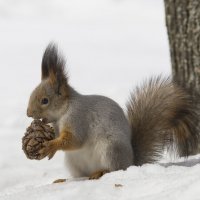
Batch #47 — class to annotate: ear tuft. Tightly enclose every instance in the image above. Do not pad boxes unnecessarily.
[41,42,68,94]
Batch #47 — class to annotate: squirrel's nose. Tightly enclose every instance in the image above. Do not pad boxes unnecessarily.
[27,108,33,117]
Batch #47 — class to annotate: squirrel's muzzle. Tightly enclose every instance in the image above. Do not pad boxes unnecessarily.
[27,108,33,118]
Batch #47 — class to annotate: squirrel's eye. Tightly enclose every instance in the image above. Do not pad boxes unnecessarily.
[41,98,49,105]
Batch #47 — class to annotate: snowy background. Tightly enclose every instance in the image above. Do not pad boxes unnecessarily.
[1,0,200,199]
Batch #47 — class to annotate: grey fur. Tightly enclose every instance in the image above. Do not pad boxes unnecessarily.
[53,87,133,177]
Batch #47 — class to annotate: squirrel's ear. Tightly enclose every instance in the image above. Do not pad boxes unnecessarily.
[41,43,68,94]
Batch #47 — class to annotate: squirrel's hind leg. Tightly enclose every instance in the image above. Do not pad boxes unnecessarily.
[89,170,109,180]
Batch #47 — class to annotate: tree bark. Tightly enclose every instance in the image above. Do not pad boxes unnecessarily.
[164,0,200,97]
[164,0,200,154]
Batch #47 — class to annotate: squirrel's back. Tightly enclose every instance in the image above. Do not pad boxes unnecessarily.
[63,87,132,141]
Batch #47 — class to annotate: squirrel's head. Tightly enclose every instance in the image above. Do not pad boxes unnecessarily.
[27,43,69,123]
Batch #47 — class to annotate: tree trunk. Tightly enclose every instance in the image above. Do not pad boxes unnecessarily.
[164,0,200,154]
[164,0,200,97]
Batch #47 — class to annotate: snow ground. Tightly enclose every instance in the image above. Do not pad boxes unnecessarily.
[1,0,200,199]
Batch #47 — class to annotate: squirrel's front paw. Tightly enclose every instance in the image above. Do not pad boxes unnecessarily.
[39,140,57,160]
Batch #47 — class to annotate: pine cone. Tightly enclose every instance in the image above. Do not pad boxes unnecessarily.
[22,120,55,160]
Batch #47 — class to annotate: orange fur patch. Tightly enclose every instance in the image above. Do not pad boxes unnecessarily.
[89,170,109,180]
[48,69,57,85]
[57,127,81,151]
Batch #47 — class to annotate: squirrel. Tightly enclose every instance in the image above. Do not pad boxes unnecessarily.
[27,43,199,181]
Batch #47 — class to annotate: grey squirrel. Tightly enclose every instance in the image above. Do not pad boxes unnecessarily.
[27,43,199,181]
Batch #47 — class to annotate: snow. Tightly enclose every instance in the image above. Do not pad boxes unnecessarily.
[1,0,200,199]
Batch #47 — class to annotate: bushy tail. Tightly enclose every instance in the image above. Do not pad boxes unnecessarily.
[126,76,199,166]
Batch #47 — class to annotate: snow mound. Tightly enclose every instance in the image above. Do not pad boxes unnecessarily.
[1,157,200,200]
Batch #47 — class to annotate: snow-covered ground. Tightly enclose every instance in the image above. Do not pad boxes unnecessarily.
[1,0,200,199]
